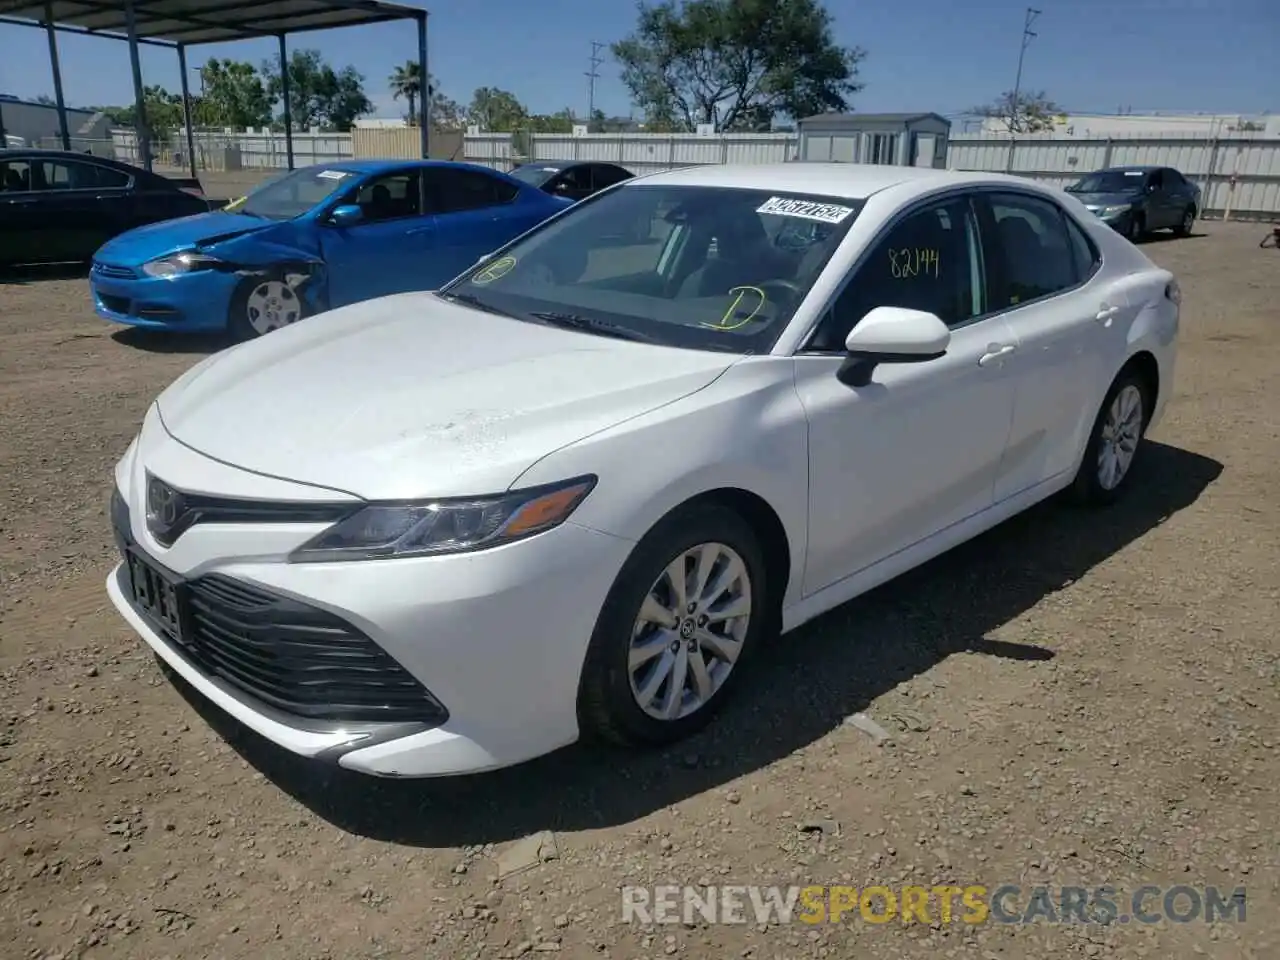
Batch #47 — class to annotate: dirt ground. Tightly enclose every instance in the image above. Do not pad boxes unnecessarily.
[0,221,1276,960]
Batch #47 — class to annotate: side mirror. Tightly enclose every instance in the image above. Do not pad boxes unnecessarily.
[844,306,950,359]
[839,306,949,386]
[329,204,363,226]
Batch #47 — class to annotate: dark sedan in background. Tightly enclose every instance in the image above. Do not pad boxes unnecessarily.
[508,159,633,202]
[0,150,210,267]
[1065,164,1200,242]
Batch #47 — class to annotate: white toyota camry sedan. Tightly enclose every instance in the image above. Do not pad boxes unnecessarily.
[107,163,1179,778]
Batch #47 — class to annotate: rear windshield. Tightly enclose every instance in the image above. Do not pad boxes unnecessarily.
[509,164,560,187]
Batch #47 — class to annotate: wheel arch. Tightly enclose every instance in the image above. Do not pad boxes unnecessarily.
[658,487,793,629]
[1119,349,1160,425]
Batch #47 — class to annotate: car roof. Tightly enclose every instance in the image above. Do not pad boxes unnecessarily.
[1,148,134,165]
[308,158,511,175]
[515,159,619,170]
[626,163,1050,201]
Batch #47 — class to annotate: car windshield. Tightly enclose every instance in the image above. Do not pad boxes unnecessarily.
[1068,170,1148,194]
[509,164,560,187]
[237,167,359,219]
[438,183,863,354]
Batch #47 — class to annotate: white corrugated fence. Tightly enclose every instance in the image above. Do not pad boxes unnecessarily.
[99,127,1280,218]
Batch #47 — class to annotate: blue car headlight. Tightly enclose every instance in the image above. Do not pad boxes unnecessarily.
[141,250,222,279]
[1099,204,1132,219]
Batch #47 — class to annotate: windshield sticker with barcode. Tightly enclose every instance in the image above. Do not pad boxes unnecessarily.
[756,197,854,223]
[316,170,350,180]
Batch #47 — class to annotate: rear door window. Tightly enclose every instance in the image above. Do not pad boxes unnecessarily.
[983,193,1082,306]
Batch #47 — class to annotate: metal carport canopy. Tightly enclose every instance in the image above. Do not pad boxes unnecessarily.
[0,0,431,174]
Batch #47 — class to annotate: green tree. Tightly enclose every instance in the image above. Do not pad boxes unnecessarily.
[528,108,576,133]
[429,92,464,129]
[389,60,423,121]
[970,90,1062,134]
[612,0,865,132]
[389,62,464,129]
[99,86,185,136]
[467,87,528,131]
[197,58,272,129]
[262,49,372,132]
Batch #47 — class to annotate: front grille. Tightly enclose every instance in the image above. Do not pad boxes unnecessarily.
[177,574,447,725]
[145,473,355,547]
[93,261,138,280]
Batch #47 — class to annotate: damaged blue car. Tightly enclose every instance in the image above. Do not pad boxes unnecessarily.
[90,159,573,339]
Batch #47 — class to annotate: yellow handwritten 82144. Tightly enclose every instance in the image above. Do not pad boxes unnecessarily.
[889,247,940,279]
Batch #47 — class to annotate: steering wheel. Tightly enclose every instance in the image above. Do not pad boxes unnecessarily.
[756,279,806,302]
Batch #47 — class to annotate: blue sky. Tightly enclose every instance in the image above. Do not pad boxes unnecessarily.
[0,0,1275,121]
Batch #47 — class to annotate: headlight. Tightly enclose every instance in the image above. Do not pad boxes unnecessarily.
[142,250,221,278]
[289,475,596,562]
[1100,205,1132,218]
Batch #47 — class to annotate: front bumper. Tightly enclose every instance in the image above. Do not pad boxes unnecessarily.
[1087,207,1139,234]
[91,261,239,332]
[107,424,636,777]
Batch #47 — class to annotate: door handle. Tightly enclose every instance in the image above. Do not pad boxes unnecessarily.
[978,344,1016,367]
[1095,305,1120,324]
[405,226,433,236]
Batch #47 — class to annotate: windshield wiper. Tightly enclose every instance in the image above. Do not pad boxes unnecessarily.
[528,311,656,343]
[440,291,521,319]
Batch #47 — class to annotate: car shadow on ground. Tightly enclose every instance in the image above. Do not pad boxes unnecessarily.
[172,439,1223,848]
[0,262,90,284]
[111,328,231,354]
[1140,231,1207,244]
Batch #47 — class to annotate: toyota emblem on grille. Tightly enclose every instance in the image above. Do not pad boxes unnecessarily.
[146,476,184,540]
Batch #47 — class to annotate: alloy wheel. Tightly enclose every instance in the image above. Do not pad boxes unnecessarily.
[1097,384,1144,490]
[627,541,752,721]
[246,280,301,335]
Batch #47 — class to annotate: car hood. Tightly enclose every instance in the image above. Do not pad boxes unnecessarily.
[155,292,739,499]
[95,211,275,266]
[1070,191,1141,208]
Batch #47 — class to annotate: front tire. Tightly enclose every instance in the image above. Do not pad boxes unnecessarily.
[1125,212,1146,243]
[1173,206,1195,237]
[577,504,771,747]
[1069,370,1150,506]
[228,272,307,341]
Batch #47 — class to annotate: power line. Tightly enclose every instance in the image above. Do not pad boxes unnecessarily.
[586,40,604,124]
[1009,7,1041,132]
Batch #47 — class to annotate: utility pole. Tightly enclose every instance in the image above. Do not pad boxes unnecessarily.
[1009,6,1040,132]
[586,40,604,128]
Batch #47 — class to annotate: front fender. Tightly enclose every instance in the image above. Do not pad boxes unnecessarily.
[511,357,811,610]
[209,232,329,313]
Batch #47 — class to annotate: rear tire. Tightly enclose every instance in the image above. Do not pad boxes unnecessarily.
[228,271,307,341]
[577,504,771,747]
[1068,369,1150,507]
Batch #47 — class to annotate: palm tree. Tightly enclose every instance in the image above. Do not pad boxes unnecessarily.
[388,60,422,123]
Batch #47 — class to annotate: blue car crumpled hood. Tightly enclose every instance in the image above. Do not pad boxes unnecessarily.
[95,211,276,267]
